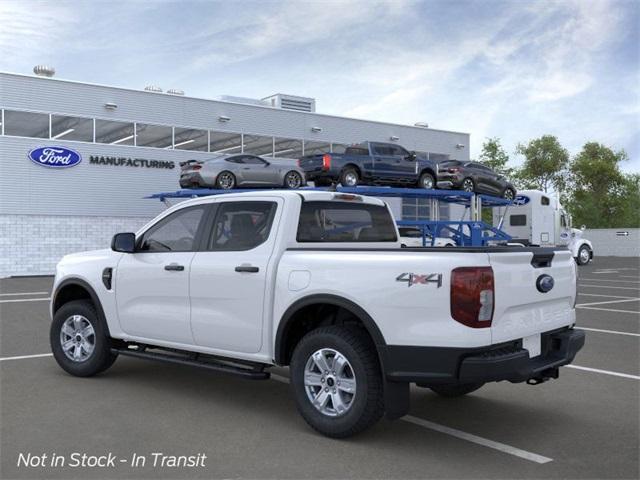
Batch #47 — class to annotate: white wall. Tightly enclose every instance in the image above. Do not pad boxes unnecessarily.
[583,228,640,257]
[0,214,151,277]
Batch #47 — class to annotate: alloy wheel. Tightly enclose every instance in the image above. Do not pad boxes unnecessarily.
[218,172,235,189]
[462,179,474,192]
[60,315,95,362]
[286,172,302,189]
[304,348,357,417]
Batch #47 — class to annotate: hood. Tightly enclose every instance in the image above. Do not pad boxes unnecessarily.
[58,248,114,266]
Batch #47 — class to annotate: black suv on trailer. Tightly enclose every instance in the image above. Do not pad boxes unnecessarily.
[436,160,516,199]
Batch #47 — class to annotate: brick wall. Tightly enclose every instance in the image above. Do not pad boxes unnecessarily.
[0,214,151,277]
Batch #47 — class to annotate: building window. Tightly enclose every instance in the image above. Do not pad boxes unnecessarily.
[273,137,303,159]
[173,127,208,151]
[304,140,331,156]
[3,110,49,138]
[51,114,93,142]
[95,119,135,145]
[243,134,274,156]
[210,131,243,154]
[402,198,430,221]
[135,123,173,148]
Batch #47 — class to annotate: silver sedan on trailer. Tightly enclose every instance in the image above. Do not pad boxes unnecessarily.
[179,154,306,190]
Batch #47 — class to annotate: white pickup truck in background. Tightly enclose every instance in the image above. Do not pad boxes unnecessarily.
[50,190,585,438]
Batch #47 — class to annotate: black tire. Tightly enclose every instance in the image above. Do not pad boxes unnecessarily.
[576,245,591,265]
[429,382,484,397]
[290,325,384,438]
[216,171,236,190]
[461,178,475,192]
[283,170,304,189]
[50,300,117,377]
[340,167,359,187]
[418,172,436,190]
[503,188,516,200]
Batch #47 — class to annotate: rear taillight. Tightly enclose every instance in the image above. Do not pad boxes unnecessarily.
[448,167,460,173]
[297,159,301,167]
[322,154,332,171]
[192,165,202,170]
[450,267,494,328]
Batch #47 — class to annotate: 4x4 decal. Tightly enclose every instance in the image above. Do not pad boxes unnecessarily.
[396,273,443,288]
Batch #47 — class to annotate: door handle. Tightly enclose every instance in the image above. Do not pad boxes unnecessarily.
[164,263,185,271]
[235,265,259,273]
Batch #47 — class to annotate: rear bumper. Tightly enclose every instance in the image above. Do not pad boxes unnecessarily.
[382,327,585,385]
[179,172,207,188]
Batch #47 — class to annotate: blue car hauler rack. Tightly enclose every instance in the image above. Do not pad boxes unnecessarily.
[147,186,513,247]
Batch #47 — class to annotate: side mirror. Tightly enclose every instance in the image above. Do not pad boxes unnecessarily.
[407,151,417,161]
[111,232,136,253]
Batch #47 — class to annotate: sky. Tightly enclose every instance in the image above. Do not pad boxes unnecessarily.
[1,0,638,172]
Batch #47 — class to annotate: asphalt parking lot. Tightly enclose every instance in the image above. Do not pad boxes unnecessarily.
[1,256,638,479]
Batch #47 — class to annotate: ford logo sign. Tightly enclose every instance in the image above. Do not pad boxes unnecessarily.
[536,274,554,293]
[513,195,530,206]
[28,146,82,168]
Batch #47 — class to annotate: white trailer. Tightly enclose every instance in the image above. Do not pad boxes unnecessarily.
[493,190,594,265]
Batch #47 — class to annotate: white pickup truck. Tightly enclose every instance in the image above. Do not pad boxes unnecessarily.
[50,190,585,438]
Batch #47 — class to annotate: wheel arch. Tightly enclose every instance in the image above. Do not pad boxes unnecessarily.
[341,163,362,177]
[52,278,111,336]
[419,167,436,178]
[274,294,386,367]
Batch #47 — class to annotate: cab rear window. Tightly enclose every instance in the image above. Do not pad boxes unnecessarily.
[297,201,397,242]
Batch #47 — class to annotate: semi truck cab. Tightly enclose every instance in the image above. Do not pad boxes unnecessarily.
[493,189,594,265]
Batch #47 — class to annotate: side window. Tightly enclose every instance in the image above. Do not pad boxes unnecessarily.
[138,206,206,252]
[242,156,267,165]
[560,215,567,228]
[510,215,527,226]
[208,201,277,251]
[226,156,244,164]
[297,201,397,242]
[372,144,391,156]
[541,196,550,206]
[390,145,410,157]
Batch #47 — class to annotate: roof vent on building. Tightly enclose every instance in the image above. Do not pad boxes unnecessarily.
[414,122,429,128]
[167,89,184,95]
[262,94,316,113]
[33,65,55,77]
[144,85,163,93]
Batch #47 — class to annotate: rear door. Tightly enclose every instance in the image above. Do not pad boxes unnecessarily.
[370,143,395,179]
[189,198,282,353]
[234,155,274,186]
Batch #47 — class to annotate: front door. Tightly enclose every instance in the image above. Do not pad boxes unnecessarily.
[189,198,281,354]
[115,205,208,345]
[238,155,275,186]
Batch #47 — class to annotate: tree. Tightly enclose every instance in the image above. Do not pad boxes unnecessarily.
[565,142,638,228]
[515,135,569,193]
[479,137,512,176]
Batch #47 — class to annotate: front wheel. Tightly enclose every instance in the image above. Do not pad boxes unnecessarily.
[418,172,435,190]
[576,245,592,265]
[429,382,484,397]
[284,170,303,189]
[503,188,516,201]
[290,326,384,438]
[50,300,117,377]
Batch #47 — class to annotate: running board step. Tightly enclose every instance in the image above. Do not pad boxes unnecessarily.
[111,347,270,380]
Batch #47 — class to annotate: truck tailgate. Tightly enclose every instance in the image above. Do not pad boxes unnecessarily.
[489,249,576,344]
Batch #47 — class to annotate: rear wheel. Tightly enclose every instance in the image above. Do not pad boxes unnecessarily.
[284,171,303,189]
[576,245,591,265]
[216,171,236,190]
[418,172,435,190]
[429,382,484,397]
[461,178,475,192]
[290,326,384,438]
[50,300,117,377]
[340,168,359,187]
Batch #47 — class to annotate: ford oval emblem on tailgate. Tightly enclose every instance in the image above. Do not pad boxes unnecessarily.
[536,274,554,293]
[28,146,82,168]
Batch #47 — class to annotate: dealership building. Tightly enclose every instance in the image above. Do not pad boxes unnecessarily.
[0,69,470,277]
